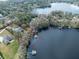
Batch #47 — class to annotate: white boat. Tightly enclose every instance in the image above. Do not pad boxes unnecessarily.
[31,50,37,56]
[34,35,38,39]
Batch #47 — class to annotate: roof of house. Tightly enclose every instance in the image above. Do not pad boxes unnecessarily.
[0,14,3,18]
[3,35,13,41]
[12,27,23,32]
[0,35,13,43]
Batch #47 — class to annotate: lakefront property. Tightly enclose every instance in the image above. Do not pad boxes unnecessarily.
[1,0,79,59]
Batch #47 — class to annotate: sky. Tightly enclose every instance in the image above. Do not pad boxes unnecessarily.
[0,0,7,1]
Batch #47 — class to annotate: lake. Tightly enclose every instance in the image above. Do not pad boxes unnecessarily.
[32,3,79,14]
[28,28,79,59]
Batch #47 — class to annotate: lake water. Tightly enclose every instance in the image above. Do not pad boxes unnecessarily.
[28,28,79,59]
[32,3,79,14]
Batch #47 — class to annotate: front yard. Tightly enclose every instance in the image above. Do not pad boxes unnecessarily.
[0,29,19,59]
[0,40,19,59]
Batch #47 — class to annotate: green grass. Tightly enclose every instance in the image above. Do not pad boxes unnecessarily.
[0,40,19,59]
[0,29,12,36]
[0,28,19,59]
[8,40,19,56]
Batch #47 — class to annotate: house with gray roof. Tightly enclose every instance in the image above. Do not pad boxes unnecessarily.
[12,27,23,32]
[0,35,13,45]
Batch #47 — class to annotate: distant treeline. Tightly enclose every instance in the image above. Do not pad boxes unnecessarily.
[30,11,79,31]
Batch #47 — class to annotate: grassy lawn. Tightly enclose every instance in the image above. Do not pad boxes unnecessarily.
[0,29,12,36]
[0,29,19,59]
[0,40,19,59]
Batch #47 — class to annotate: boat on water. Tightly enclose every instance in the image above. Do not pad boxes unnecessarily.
[31,50,37,56]
[34,35,38,39]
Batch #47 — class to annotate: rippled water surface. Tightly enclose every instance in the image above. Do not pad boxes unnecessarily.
[28,28,79,59]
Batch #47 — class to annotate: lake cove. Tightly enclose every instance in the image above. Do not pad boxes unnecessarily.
[32,3,79,15]
[28,2,79,59]
[28,28,79,59]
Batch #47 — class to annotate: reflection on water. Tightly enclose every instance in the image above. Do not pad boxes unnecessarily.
[28,28,79,59]
[32,3,79,14]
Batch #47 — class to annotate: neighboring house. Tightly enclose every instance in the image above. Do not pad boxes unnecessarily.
[0,14,3,19]
[4,20,12,26]
[0,35,13,45]
[12,27,23,32]
[0,14,4,22]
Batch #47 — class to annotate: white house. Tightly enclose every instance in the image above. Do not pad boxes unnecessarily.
[12,27,23,32]
[0,35,13,44]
